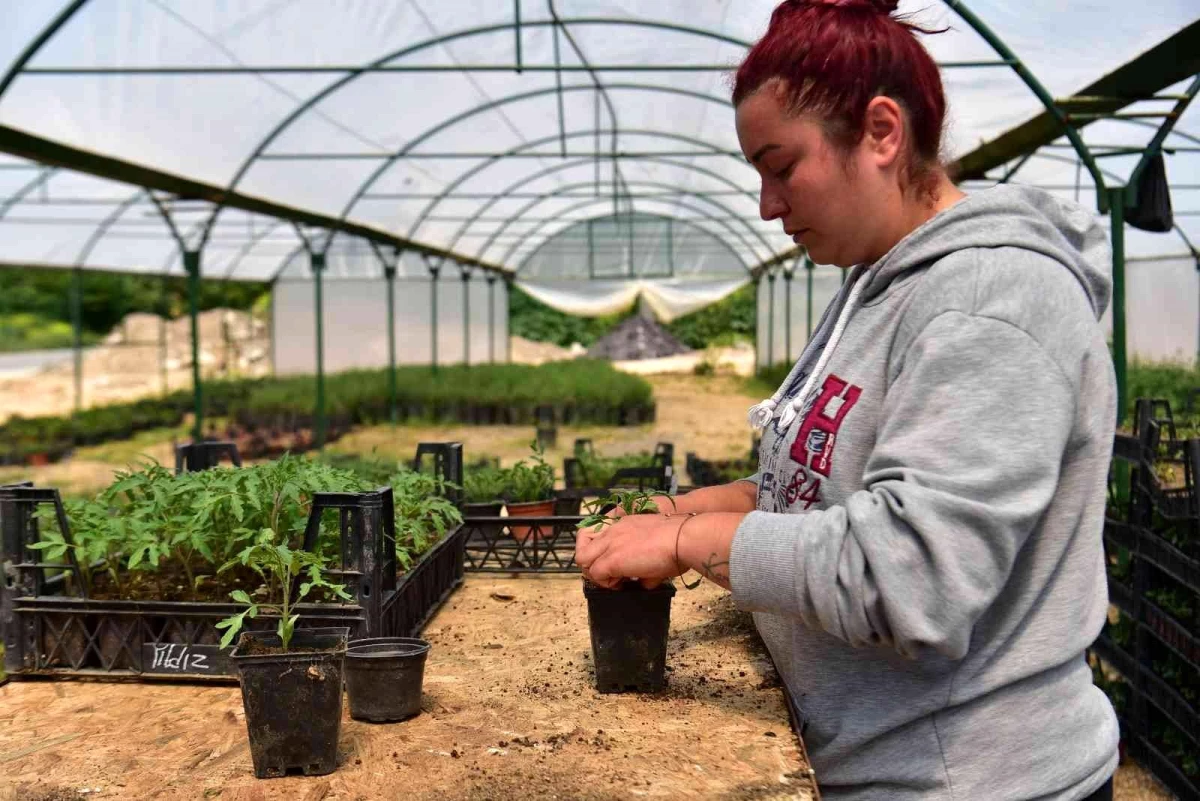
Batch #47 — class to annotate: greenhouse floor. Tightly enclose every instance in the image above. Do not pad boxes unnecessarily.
[0,576,815,801]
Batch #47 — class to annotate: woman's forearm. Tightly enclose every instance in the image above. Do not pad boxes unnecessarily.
[675,512,743,591]
[658,480,758,515]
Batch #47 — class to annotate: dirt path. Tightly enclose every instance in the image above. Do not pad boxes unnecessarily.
[0,576,815,801]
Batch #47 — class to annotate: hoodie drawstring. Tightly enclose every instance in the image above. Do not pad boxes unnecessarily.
[748,270,868,431]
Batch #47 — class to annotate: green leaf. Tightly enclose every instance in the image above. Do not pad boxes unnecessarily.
[216,609,249,650]
[230,589,253,605]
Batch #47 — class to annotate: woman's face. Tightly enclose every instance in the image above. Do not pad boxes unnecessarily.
[736,86,888,268]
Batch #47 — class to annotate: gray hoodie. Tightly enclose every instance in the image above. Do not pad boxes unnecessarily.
[731,185,1119,801]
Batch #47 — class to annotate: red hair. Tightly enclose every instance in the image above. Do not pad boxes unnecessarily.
[733,0,947,196]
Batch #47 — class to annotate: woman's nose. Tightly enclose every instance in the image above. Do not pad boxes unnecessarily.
[760,185,788,221]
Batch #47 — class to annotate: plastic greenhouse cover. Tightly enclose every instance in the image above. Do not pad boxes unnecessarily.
[0,0,1196,283]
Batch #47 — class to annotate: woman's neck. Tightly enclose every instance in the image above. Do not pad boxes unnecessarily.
[868,173,965,265]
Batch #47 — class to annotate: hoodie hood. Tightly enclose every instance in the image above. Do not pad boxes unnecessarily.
[748,184,1112,433]
[860,184,1112,319]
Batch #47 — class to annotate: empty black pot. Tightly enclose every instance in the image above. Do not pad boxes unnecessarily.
[463,501,504,518]
[230,626,349,779]
[344,637,431,722]
[583,580,675,693]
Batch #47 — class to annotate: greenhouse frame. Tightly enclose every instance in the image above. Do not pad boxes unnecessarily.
[0,1,1197,442]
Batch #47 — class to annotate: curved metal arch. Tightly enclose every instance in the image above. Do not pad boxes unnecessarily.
[405,127,745,241]
[73,189,149,267]
[221,219,300,280]
[1108,116,1200,148]
[493,178,771,264]
[515,209,749,277]
[0,165,58,221]
[441,155,762,260]
[331,82,738,245]
[503,197,753,273]
[493,183,760,268]
[972,149,1200,262]
[206,17,750,235]
[944,0,1106,205]
[0,0,90,100]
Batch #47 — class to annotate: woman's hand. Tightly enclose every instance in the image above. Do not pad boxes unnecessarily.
[604,497,676,527]
[574,513,682,589]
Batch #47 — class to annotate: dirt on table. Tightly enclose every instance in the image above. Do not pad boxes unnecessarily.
[0,576,817,801]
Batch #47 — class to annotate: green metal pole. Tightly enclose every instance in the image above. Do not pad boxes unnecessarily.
[505,278,513,363]
[312,252,327,449]
[805,258,814,340]
[784,270,793,363]
[753,276,762,372]
[766,271,776,367]
[1110,186,1127,425]
[158,275,168,396]
[183,250,203,441]
[70,267,82,414]
[487,275,496,363]
[462,269,471,366]
[385,265,398,425]
[430,263,440,373]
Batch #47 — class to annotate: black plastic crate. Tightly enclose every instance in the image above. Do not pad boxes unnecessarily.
[462,515,583,573]
[1096,398,1200,799]
[1,448,467,681]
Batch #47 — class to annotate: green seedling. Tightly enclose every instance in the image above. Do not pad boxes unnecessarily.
[216,538,352,651]
[577,488,676,531]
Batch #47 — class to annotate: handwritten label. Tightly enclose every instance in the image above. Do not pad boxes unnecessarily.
[141,643,228,675]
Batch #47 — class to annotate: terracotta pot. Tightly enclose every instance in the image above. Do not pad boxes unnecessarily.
[504,499,556,543]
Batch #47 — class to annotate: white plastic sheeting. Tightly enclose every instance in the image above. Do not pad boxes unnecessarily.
[0,2,1196,278]
[759,254,1200,366]
[756,265,845,368]
[0,2,1197,366]
[519,276,748,322]
[272,271,507,375]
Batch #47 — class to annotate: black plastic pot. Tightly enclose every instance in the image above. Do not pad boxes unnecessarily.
[230,626,349,779]
[583,579,675,693]
[344,637,431,722]
[463,501,504,517]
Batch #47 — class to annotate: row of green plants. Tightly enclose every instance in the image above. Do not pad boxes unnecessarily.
[0,379,258,461]
[30,454,462,607]
[240,361,652,426]
[0,312,101,353]
[571,449,661,490]
[460,441,557,505]
[0,361,654,462]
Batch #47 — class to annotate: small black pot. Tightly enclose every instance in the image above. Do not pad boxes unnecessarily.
[230,626,349,779]
[344,637,431,722]
[463,501,504,518]
[583,579,676,693]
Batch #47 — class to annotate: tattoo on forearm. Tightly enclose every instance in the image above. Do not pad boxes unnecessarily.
[700,553,729,582]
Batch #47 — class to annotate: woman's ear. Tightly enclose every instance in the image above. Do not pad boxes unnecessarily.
[862,96,904,169]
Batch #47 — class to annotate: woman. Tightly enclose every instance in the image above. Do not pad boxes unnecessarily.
[573,1,1119,799]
